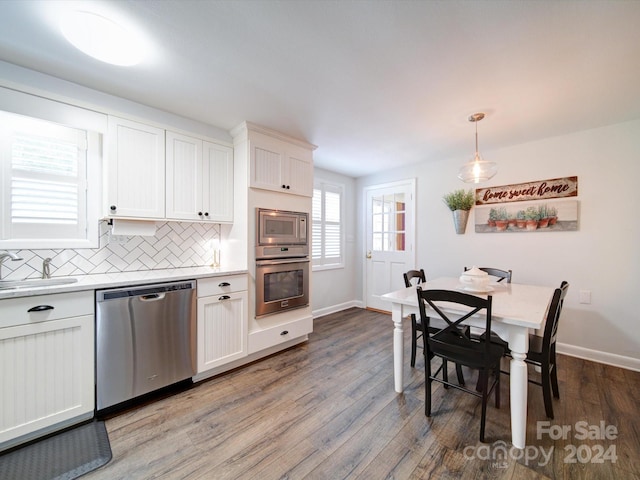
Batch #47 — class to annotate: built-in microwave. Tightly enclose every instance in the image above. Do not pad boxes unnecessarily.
[256,208,308,253]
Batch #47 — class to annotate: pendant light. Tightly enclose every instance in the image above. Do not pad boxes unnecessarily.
[457,112,497,184]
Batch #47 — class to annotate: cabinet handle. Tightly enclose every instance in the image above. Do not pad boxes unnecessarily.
[218,282,231,287]
[282,184,286,189]
[204,212,209,217]
[198,211,203,216]
[28,305,54,312]
[110,205,117,211]
[218,295,231,301]
[286,185,290,189]
[280,330,289,336]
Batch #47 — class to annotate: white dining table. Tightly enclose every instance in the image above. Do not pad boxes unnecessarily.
[380,276,555,449]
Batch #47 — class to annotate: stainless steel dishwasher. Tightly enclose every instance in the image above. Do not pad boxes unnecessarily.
[96,280,196,411]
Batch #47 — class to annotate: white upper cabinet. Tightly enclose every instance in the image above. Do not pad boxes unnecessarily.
[246,126,314,197]
[166,131,233,223]
[203,141,234,223]
[106,117,233,223]
[166,131,203,221]
[106,116,165,219]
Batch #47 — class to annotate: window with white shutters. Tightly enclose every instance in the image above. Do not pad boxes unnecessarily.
[312,181,344,269]
[0,110,100,248]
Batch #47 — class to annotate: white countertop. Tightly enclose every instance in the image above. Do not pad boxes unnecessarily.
[0,266,248,299]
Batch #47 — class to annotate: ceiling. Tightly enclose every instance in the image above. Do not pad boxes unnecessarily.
[1,1,639,178]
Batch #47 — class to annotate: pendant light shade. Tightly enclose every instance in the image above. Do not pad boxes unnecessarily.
[457,113,497,184]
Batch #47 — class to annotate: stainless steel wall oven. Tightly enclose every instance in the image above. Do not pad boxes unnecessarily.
[255,208,310,317]
[255,257,309,317]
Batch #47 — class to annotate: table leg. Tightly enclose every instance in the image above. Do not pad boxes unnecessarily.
[391,303,404,393]
[510,352,528,448]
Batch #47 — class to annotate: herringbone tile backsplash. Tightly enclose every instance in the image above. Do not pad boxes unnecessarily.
[2,221,220,280]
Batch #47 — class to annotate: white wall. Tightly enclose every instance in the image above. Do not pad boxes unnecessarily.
[311,168,360,317]
[355,119,640,370]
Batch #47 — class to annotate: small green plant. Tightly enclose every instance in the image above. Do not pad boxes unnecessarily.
[516,210,526,220]
[442,189,475,211]
[496,207,509,221]
[488,208,499,221]
[547,206,558,217]
[538,204,548,219]
[525,206,540,221]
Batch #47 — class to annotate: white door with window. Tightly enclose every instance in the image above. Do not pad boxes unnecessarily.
[364,179,415,311]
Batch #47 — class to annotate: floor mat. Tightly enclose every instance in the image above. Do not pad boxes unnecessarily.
[0,421,112,480]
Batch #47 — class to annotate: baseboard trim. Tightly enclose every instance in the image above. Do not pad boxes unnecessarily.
[313,300,363,319]
[557,342,640,372]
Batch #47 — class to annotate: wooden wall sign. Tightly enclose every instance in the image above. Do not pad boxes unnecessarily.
[475,176,578,205]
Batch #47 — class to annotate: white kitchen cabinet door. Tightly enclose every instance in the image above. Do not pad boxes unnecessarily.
[106,116,165,219]
[249,136,313,197]
[166,131,203,221]
[167,133,233,223]
[203,142,234,223]
[197,290,248,373]
[0,315,94,449]
[283,145,313,197]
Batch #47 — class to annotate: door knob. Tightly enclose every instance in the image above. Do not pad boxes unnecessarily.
[366,251,372,259]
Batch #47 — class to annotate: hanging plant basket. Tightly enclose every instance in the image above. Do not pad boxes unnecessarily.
[452,209,470,234]
[443,189,474,234]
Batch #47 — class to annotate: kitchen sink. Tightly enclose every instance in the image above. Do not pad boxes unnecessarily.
[0,278,79,289]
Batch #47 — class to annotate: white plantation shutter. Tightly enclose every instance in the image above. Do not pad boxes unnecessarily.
[312,181,344,268]
[1,110,94,246]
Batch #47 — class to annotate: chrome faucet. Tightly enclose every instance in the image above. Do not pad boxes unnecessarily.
[42,257,52,279]
[0,251,23,280]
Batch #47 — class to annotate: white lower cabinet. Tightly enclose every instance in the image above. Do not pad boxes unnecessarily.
[197,275,248,373]
[248,315,313,354]
[0,291,94,451]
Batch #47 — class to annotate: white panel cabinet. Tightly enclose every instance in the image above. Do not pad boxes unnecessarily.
[203,141,234,223]
[0,291,94,451]
[196,275,248,373]
[106,116,166,219]
[249,134,313,197]
[166,131,233,223]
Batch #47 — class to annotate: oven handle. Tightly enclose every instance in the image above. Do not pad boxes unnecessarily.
[256,258,310,266]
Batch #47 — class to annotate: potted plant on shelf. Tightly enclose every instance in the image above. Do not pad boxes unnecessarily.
[525,206,540,231]
[495,207,509,231]
[547,205,558,225]
[487,208,498,227]
[443,189,475,234]
[516,210,526,229]
[538,204,550,228]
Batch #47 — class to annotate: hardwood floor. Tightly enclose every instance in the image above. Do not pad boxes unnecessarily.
[86,308,640,480]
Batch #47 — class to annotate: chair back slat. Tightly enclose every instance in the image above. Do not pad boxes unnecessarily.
[543,281,569,346]
[464,267,512,283]
[404,269,426,288]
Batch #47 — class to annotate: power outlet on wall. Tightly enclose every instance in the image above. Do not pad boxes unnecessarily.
[108,232,131,245]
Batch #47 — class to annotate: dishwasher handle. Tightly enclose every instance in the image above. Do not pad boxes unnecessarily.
[140,293,166,301]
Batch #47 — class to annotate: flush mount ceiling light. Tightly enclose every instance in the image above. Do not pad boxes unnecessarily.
[61,10,144,66]
[457,112,498,184]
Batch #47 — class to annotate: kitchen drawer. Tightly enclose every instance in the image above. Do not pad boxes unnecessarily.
[248,315,312,354]
[0,291,94,329]
[197,274,247,297]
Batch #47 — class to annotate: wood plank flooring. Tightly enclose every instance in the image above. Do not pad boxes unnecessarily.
[85,308,640,480]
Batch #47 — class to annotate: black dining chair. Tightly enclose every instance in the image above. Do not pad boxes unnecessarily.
[464,267,512,283]
[404,270,465,385]
[403,269,427,368]
[512,281,570,418]
[463,267,512,391]
[417,287,505,442]
[481,281,569,419]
